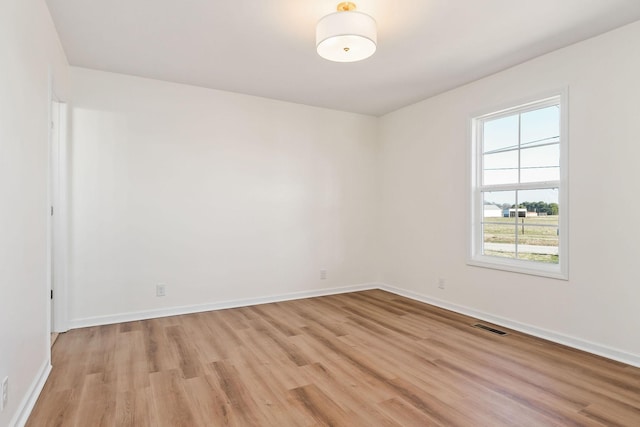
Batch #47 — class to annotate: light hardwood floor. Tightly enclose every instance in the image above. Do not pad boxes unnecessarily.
[27,290,640,426]
[51,333,59,348]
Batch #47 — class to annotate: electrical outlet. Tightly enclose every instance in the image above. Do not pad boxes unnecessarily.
[156,284,166,297]
[438,278,445,290]
[320,269,327,280]
[1,376,8,412]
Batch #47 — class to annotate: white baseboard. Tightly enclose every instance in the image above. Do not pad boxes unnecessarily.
[10,360,51,427]
[380,284,640,368]
[68,283,379,329]
[67,282,640,368]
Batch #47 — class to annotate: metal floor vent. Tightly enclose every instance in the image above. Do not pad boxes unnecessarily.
[473,323,508,336]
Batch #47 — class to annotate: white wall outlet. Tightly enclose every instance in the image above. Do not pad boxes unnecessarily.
[438,278,446,290]
[320,269,327,280]
[156,284,166,297]
[1,376,8,412]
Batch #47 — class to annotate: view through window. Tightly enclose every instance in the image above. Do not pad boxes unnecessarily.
[471,94,567,278]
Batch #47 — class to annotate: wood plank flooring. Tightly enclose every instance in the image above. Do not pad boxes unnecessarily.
[27,290,640,426]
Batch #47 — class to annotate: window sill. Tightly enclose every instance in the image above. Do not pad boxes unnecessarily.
[467,256,568,281]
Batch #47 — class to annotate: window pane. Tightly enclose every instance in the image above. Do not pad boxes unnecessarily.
[517,188,559,216]
[483,191,515,218]
[483,150,518,185]
[521,105,560,147]
[484,242,516,259]
[483,115,518,153]
[516,225,559,264]
[482,191,516,259]
[520,144,560,183]
[514,188,559,263]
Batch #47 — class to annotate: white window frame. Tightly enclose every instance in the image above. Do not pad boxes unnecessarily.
[469,90,569,280]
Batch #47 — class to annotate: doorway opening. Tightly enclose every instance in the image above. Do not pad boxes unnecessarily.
[48,94,68,350]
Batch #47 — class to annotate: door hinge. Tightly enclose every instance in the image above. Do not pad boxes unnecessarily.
[50,206,54,216]
[51,289,53,300]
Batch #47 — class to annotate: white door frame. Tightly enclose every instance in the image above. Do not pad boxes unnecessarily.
[47,74,69,344]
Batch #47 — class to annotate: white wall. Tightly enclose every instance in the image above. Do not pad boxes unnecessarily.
[379,21,640,363]
[0,0,69,425]
[67,21,640,365]
[68,68,379,325]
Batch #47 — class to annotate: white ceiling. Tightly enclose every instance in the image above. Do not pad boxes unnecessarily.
[46,0,640,116]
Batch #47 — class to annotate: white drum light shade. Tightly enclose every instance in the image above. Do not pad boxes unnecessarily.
[316,7,377,62]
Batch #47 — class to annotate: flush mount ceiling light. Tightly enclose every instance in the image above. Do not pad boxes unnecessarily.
[316,2,377,62]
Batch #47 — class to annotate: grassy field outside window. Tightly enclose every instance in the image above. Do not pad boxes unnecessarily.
[483,214,559,263]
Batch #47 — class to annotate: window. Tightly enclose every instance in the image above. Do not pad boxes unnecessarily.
[470,93,568,279]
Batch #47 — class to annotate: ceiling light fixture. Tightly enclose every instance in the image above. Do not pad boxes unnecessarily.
[316,2,377,63]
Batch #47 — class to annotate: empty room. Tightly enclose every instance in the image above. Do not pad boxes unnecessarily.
[2,0,640,426]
